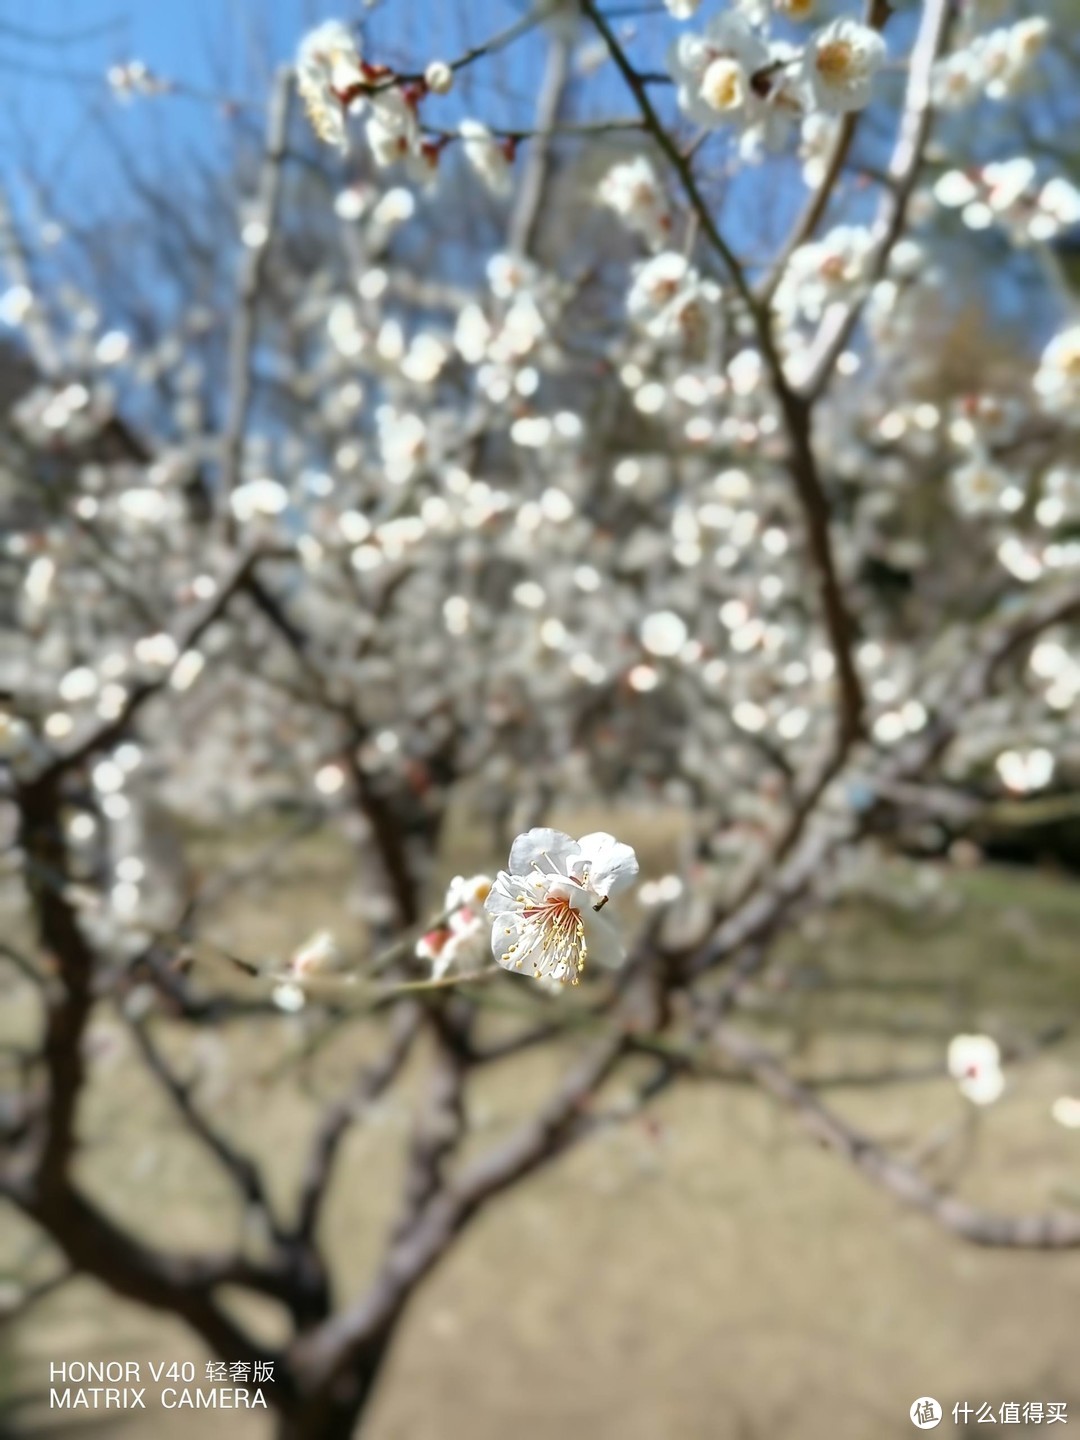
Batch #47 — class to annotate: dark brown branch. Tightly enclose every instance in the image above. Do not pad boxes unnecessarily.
[579,0,865,744]
[579,0,755,308]
[9,1181,286,1369]
[0,939,45,988]
[710,1021,1080,1249]
[393,1012,469,1240]
[16,772,97,1191]
[243,569,422,927]
[294,1035,627,1388]
[295,1004,420,1246]
[127,1013,280,1228]
[6,758,296,1371]
[772,384,866,743]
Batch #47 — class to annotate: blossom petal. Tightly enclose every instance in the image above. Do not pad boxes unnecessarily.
[570,831,640,898]
[947,1033,1000,1079]
[508,827,578,878]
[959,1067,1005,1106]
[488,908,522,967]
[484,871,519,918]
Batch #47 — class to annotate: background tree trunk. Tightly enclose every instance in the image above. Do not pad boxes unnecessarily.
[276,1330,396,1440]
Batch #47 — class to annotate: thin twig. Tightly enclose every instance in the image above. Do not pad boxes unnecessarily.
[220,66,292,524]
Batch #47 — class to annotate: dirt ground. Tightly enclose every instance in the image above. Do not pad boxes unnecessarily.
[4,819,1080,1440]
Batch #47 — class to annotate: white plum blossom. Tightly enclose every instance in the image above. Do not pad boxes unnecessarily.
[598,156,672,251]
[668,13,770,128]
[107,60,168,101]
[640,610,689,656]
[445,873,494,912]
[1040,466,1080,526]
[290,929,343,976]
[701,55,751,115]
[734,0,770,24]
[996,747,1054,794]
[1034,325,1080,422]
[1036,178,1080,238]
[272,982,307,1014]
[364,88,423,171]
[979,156,1037,214]
[459,119,513,195]
[950,455,1015,517]
[933,17,1050,109]
[739,41,806,159]
[626,251,721,347]
[936,160,1080,246]
[931,50,983,110]
[487,251,540,299]
[296,20,365,151]
[377,407,429,483]
[977,16,1050,100]
[485,828,639,984]
[663,0,703,18]
[415,875,493,981]
[802,18,886,114]
[433,908,489,979]
[419,922,472,979]
[774,224,876,321]
[947,1034,1004,1105]
[1051,1096,1080,1130]
[231,477,289,524]
[627,250,691,320]
[424,60,454,95]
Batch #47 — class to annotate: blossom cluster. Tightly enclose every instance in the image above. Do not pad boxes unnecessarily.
[932,16,1049,109]
[934,158,1080,247]
[667,9,886,160]
[296,20,511,192]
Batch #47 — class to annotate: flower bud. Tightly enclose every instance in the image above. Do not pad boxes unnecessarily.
[425,60,454,95]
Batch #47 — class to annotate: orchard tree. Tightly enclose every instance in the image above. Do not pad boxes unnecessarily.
[2,1,1080,1436]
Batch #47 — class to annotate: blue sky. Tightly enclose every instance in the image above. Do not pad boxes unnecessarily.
[0,0,1071,340]
[0,1,589,204]
[0,0,855,284]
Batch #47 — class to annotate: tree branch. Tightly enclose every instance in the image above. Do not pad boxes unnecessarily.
[710,1021,1080,1248]
[758,0,893,306]
[127,1013,281,1230]
[295,1004,420,1247]
[294,1034,627,1387]
[39,547,273,783]
[800,0,957,399]
[220,65,292,520]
